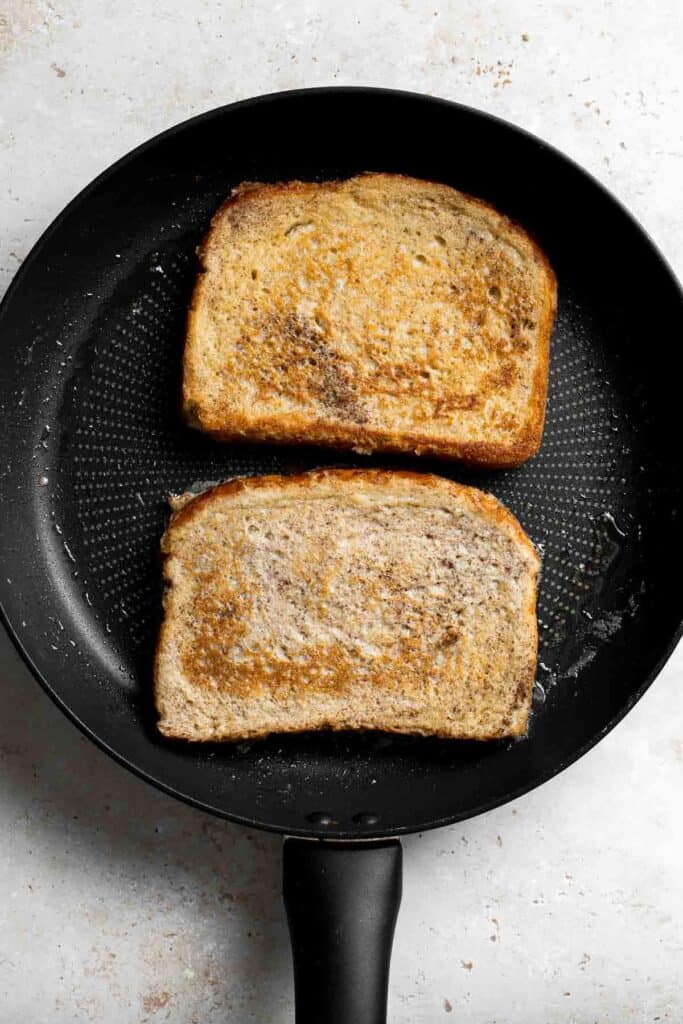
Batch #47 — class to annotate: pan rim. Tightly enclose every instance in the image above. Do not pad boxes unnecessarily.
[1,85,682,839]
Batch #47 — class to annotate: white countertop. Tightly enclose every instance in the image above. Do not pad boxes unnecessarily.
[1,1,682,1020]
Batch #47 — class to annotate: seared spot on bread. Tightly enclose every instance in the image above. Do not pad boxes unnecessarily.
[250,312,368,423]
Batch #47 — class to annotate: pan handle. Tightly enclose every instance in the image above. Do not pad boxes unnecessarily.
[283,838,402,1024]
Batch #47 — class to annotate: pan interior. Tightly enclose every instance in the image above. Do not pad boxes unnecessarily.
[1,90,682,837]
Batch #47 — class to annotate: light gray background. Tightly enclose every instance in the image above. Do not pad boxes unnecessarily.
[1,1,682,1021]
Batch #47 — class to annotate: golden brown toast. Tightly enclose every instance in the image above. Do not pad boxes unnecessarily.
[155,470,540,742]
[183,173,556,467]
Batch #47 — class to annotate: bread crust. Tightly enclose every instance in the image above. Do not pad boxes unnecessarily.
[183,173,556,468]
[164,468,538,555]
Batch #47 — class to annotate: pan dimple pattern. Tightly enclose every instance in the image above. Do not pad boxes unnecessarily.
[57,240,649,691]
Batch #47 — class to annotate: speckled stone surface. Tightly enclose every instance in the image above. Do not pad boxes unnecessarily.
[1,2,682,1021]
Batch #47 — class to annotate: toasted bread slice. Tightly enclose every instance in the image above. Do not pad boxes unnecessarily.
[155,470,539,742]
[183,173,556,467]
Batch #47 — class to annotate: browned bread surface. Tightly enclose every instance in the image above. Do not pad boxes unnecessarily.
[155,470,540,742]
[183,173,556,467]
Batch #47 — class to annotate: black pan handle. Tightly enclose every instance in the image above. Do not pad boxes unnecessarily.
[283,838,402,1024]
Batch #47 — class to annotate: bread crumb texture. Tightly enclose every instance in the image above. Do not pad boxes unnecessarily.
[183,173,556,467]
[155,470,539,741]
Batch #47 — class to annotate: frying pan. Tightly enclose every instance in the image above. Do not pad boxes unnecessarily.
[1,87,682,1023]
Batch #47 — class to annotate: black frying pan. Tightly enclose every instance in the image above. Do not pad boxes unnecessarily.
[1,88,682,1023]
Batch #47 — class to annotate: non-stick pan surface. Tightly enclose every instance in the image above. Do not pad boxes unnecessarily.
[1,88,682,840]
